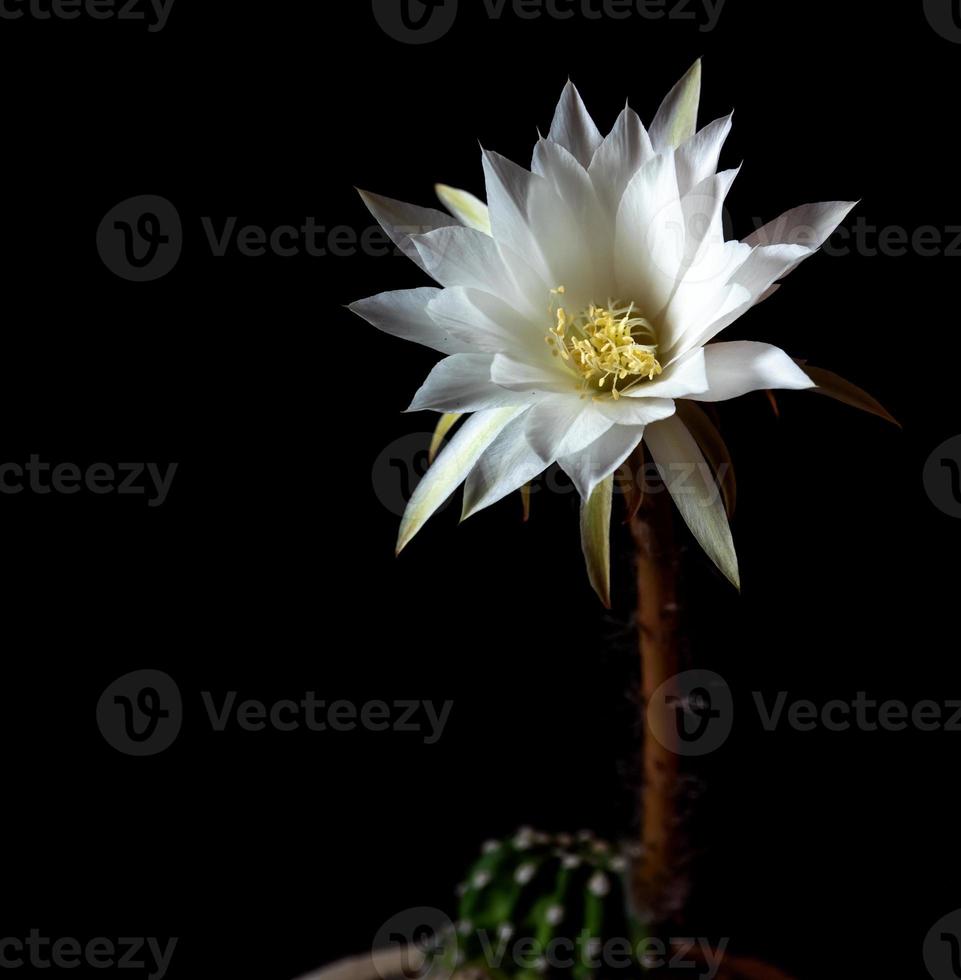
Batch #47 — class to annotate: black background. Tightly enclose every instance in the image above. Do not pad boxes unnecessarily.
[1,1,959,978]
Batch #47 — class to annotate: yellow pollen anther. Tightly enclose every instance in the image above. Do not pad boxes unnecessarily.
[546,292,662,400]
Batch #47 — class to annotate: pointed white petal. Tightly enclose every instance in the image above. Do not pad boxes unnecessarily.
[406,354,531,413]
[549,80,603,169]
[671,241,812,356]
[462,414,549,519]
[622,348,709,401]
[675,113,734,196]
[649,60,702,152]
[482,147,584,289]
[435,184,492,234]
[524,396,614,461]
[490,352,572,394]
[358,190,457,275]
[731,243,813,296]
[588,105,655,214]
[427,287,542,357]
[644,414,740,589]
[687,342,815,403]
[580,475,614,608]
[411,226,546,318]
[531,138,608,301]
[615,153,685,316]
[745,201,857,251]
[596,396,676,426]
[559,424,644,501]
[349,287,474,355]
[396,406,526,554]
[484,147,600,308]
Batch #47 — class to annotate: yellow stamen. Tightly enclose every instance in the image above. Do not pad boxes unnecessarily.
[547,289,662,399]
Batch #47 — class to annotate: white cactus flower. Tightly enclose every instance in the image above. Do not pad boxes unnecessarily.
[351,62,888,603]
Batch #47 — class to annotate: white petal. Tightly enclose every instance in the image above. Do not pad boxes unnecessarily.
[588,105,655,215]
[349,287,474,355]
[407,354,532,413]
[427,287,542,357]
[649,60,702,152]
[623,348,709,400]
[615,153,685,317]
[396,406,526,554]
[559,424,644,500]
[531,138,608,302]
[675,114,734,196]
[660,184,750,355]
[435,184,492,234]
[670,282,755,357]
[548,81,603,169]
[411,226,547,319]
[669,239,806,358]
[524,396,614,461]
[358,190,457,275]
[482,147,598,300]
[490,352,572,394]
[595,396,677,426]
[462,414,548,519]
[486,147,604,312]
[730,243,813,297]
[644,415,739,589]
[687,342,815,403]
[745,201,857,251]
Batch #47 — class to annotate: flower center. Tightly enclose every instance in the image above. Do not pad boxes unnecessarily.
[545,287,662,400]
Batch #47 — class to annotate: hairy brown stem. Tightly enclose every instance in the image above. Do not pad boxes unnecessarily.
[630,488,686,926]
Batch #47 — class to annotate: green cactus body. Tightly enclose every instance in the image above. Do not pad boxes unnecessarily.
[436,829,647,980]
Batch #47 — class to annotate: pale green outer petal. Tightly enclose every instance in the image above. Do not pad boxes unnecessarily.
[580,474,614,608]
[435,184,492,234]
[649,60,702,151]
[429,413,461,465]
[397,406,525,554]
[644,414,740,590]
